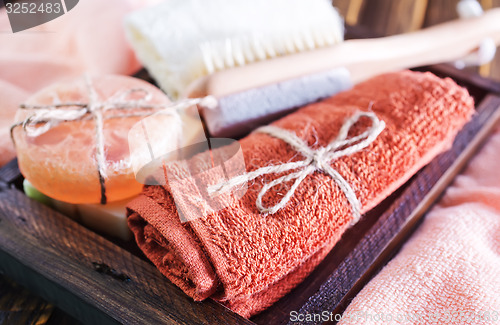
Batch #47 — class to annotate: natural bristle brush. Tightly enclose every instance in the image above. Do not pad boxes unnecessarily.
[125,0,344,99]
[126,0,500,137]
[198,3,343,75]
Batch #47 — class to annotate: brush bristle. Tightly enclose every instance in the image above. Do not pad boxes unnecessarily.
[199,1,344,74]
[126,0,344,99]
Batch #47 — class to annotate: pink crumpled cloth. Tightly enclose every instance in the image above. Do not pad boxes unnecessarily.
[339,126,500,325]
[0,0,159,166]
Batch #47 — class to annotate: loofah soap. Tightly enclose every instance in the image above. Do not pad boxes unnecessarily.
[12,75,176,204]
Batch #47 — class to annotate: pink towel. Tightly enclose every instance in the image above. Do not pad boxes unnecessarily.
[339,125,500,325]
[0,0,157,166]
[0,81,28,166]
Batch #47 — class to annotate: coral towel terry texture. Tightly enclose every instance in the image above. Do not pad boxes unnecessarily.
[127,71,475,318]
[338,125,500,325]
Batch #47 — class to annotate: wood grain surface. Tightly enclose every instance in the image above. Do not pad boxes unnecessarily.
[0,277,53,325]
[0,187,252,325]
[482,0,500,78]
[335,0,500,81]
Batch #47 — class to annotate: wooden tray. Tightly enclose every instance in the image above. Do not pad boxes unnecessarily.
[1,52,500,325]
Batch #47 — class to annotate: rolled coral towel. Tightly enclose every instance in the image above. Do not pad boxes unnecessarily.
[338,125,500,325]
[127,71,475,318]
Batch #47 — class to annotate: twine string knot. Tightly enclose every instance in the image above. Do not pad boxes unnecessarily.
[208,111,385,223]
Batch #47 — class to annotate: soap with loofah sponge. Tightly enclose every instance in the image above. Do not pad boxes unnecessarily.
[12,74,180,204]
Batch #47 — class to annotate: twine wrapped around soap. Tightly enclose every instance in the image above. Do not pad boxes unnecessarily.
[11,75,217,204]
[208,111,385,223]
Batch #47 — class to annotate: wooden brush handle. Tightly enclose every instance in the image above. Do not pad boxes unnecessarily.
[195,8,500,98]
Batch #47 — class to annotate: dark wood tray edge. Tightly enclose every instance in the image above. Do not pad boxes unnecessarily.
[0,182,252,324]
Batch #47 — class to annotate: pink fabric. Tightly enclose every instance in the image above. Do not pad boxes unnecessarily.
[0,80,28,166]
[339,125,500,325]
[0,0,158,166]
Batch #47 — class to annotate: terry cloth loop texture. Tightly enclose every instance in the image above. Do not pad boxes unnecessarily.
[127,70,475,318]
[338,124,500,325]
[209,111,386,219]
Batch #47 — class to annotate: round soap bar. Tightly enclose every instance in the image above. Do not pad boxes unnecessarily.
[13,75,171,204]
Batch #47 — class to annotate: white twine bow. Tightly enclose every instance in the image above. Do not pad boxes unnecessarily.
[208,111,385,223]
[11,74,217,204]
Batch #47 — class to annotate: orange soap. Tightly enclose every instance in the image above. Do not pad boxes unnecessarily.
[12,75,172,204]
